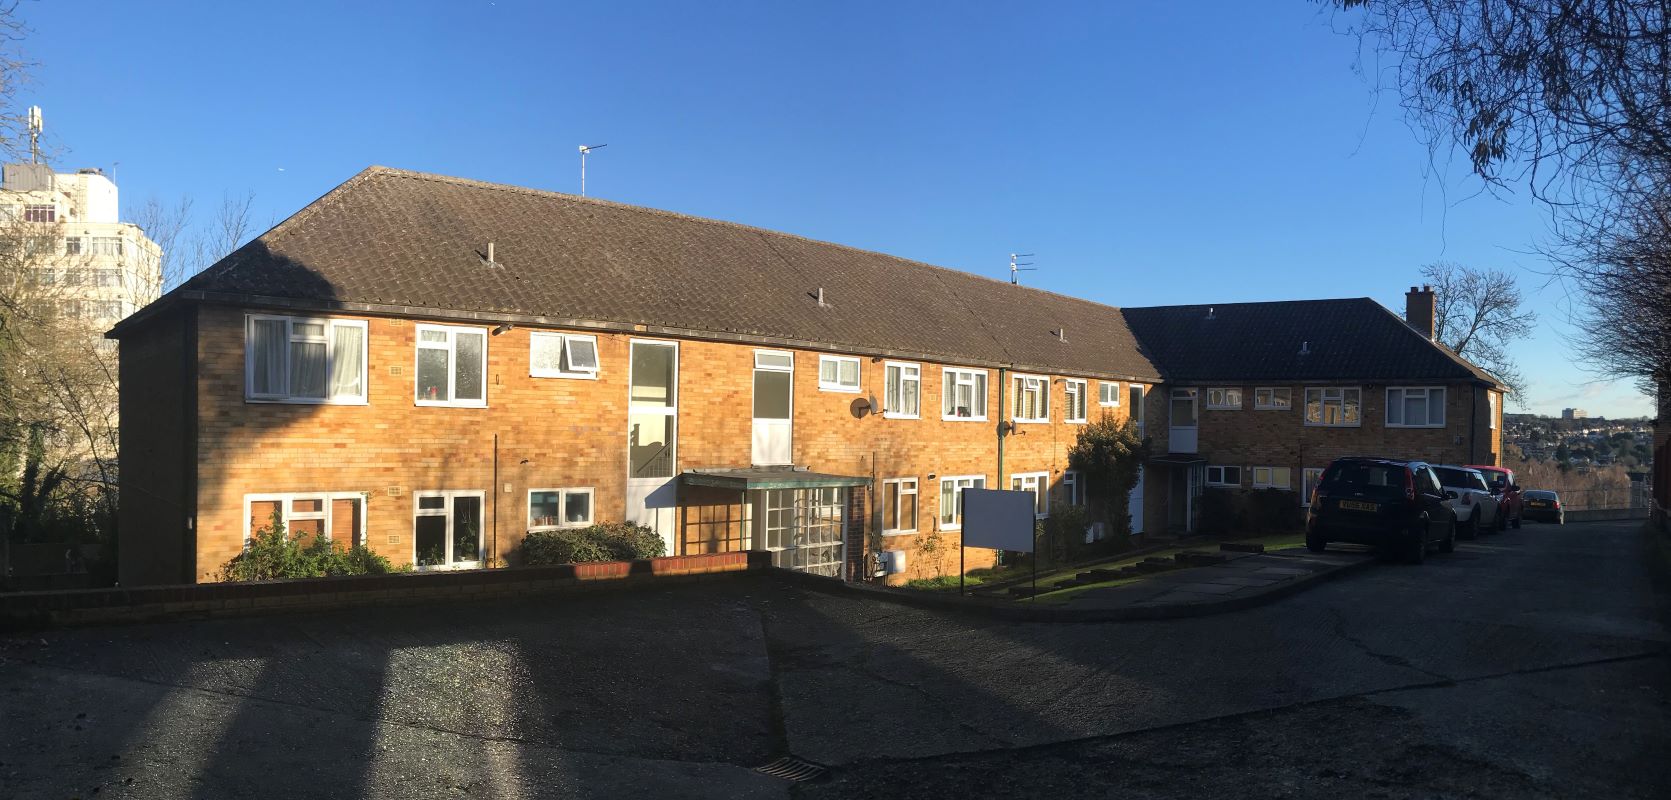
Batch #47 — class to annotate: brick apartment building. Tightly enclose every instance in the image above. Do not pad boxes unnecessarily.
[108,167,1504,586]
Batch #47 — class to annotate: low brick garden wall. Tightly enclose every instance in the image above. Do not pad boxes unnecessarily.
[0,550,771,629]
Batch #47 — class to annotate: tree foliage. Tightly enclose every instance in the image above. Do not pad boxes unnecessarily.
[1421,261,1536,400]
[1065,413,1150,536]
[220,511,400,581]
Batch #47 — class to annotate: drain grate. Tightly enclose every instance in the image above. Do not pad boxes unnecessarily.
[754,755,827,782]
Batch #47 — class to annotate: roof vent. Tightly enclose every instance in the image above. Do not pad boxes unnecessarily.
[1205,307,1216,320]
[816,287,828,308]
[1053,327,1068,343]
[1299,340,1311,356]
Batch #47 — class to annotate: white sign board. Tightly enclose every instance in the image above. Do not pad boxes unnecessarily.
[960,488,1036,553]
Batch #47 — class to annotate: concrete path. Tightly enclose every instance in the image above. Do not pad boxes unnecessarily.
[1054,546,1374,610]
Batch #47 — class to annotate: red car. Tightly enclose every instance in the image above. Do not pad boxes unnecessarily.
[1468,465,1523,529]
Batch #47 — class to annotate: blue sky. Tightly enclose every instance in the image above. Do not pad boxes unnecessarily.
[17,1,1648,417]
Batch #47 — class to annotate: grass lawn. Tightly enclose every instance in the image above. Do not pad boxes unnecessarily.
[1020,531,1308,604]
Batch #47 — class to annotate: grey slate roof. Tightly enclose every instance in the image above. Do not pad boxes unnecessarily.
[148,166,1161,381]
[1120,299,1502,386]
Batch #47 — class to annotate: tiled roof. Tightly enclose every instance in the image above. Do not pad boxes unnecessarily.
[1120,299,1502,386]
[155,167,1161,381]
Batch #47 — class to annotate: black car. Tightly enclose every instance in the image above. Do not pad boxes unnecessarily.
[1306,457,1458,563]
[1522,490,1564,524]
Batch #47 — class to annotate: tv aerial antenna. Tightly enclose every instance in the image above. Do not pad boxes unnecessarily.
[27,106,42,164]
[578,143,607,196]
[1009,253,1036,285]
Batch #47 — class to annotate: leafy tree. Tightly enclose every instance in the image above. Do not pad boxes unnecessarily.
[1065,414,1150,537]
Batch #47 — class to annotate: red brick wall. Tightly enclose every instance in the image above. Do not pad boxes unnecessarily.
[182,305,1144,583]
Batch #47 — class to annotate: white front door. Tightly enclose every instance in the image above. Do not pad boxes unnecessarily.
[752,350,793,465]
[627,340,679,553]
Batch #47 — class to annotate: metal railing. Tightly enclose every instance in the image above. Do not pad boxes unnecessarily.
[1529,486,1652,511]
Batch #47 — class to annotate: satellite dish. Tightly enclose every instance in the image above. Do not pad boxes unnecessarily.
[851,395,876,419]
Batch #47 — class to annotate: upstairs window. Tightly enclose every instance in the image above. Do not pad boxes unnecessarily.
[942,367,988,420]
[883,361,920,418]
[1098,381,1121,406]
[89,236,123,256]
[1013,374,1050,423]
[818,355,861,392]
[530,332,599,379]
[415,324,487,407]
[23,204,55,223]
[1386,387,1446,428]
[1064,379,1088,423]
[1254,387,1291,410]
[1304,387,1361,427]
[1205,387,1242,410]
[247,315,368,404]
[63,237,81,256]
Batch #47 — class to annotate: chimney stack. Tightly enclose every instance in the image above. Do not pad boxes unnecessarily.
[1405,284,1435,340]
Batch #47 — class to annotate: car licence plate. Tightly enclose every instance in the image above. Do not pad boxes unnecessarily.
[1529,500,1550,508]
[1339,500,1378,512]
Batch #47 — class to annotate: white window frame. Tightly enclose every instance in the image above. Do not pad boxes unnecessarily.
[1064,379,1089,423]
[1098,381,1121,407]
[941,367,989,421]
[1010,471,1050,518]
[818,355,862,393]
[1303,387,1363,427]
[883,361,921,419]
[937,475,986,530]
[1063,470,1086,507]
[412,490,485,570]
[242,492,366,548]
[1301,467,1325,506]
[1386,386,1447,428]
[527,487,595,531]
[1252,466,1292,490]
[1254,387,1291,411]
[1012,374,1050,423]
[1205,465,1242,488]
[529,331,600,379]
[1205,387,1242,410]
[244,314,370,405]
[881,477,918,535]
[415,323,489,408]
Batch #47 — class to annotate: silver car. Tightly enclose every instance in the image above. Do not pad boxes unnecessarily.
[1431,465,1502,538]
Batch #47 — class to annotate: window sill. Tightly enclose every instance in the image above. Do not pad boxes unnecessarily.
[245,396,368,406]
[530,371,598,380]
[882,529,918,536]
[415,400,489,409]
[1385,423,1447,429]
[1254,406,1291,411]
[414,562,482,572]
[1065,417,1088,424]
[938,524,962,531]
[883,412,920,420]
[1013,418,1050,425]
[1303,422,1362,428]
[942,415,989,422]
[527,524,593,532]
[1097,402,1120,408]
[818,384,861,393]
[1205,484,1239,490]
[1204,406,1241,411]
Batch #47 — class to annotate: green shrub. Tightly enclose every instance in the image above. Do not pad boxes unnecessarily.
[1246,488,1303,533]
[1198,489,1241,535]
[220,511,401,581]
[519,521,666,566]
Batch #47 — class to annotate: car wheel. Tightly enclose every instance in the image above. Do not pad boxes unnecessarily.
[1459,512,1477,540]
[1306,530,1326,552]
[1496,509,1507,532]
[1439,520,1456,553]
[1511,512,1521,529]
[1406,521,1427,564]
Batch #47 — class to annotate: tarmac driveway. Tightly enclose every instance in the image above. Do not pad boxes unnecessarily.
[1,519,1666,799]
